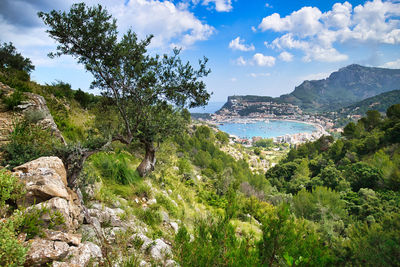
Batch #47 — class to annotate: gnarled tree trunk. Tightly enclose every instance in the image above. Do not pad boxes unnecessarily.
[137,142,156,177]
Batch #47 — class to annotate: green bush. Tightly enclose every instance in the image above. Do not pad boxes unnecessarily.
[0,217,28,267]
[2,90,25,110]
[0,169,24,215]
[1,120,63,168]
[174,217,259,267]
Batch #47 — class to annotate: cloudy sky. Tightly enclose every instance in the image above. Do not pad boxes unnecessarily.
[1,0,400,102]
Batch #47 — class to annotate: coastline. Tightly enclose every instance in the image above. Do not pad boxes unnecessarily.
[202,116,329,145]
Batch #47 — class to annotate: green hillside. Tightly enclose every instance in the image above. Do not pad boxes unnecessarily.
[1,8,400,266]
[286,64,400,111]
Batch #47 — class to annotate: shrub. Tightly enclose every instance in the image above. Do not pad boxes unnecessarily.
[1,120,63,168]
[0,217,28,267]
[0,169,24,216]
[174,217,259,266]
[2,90,25,110]
[19,206,65,239]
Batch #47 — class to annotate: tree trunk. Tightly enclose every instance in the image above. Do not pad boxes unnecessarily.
[137,143,156,177]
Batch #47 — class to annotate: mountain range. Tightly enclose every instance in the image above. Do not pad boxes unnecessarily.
[217,64,400,115]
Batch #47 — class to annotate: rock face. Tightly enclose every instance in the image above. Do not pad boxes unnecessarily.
[14,157,84,231]
[0,81,66,147]
[11,157,103,266]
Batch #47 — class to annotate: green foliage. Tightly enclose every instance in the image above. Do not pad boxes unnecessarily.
[0,42,34,73]
[2,90,25,110]
[39,3,211,176]
[0,216,28,267]
[348,213,400,266]
[174,217,259,266]
[91,151,139,185]
[0,170,24,215]
[292,187,346,223]
[258,204,334,266]
[20,206,65,239]
[254,138,273,148]
[1,120,63,168]
[215,131,229,144]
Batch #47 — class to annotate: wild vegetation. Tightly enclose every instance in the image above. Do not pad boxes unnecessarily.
[0,4,399,266]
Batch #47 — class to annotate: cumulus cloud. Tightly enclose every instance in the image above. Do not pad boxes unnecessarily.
[258,0,400,62]
[279,51,293,62]
[229,37,255,51]
[202,0,232,12]
[0,0,215,67]
[253,53,276,66]
[380,58,400,69]
[234,54,276,67]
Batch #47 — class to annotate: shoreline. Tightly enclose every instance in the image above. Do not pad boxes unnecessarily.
[203,116,328,144]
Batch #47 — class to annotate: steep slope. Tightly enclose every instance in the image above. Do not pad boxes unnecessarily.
[285,64,400,111]
[217,64,400,115]
[337,89,400,116]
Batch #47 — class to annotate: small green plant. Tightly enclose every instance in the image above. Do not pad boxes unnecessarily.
[0,217,28,267]
[0,169,25,216]
[1,119,63,168]
[2,90,25,110]
[19,206,65,239]
[24,109,46,124]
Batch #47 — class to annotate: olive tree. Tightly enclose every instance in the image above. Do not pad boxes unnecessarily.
[39,3,210,177]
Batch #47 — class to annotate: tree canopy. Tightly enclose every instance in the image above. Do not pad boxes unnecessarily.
[0,42,35,74]
[39,3,211,176]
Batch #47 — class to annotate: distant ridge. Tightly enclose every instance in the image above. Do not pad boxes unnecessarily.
[217,64,400,115]
[281,64,400,112]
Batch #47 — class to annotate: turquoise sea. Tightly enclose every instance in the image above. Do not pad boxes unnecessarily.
[217,120,316,139]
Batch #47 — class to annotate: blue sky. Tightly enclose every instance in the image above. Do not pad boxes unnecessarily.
[1,0,400,102]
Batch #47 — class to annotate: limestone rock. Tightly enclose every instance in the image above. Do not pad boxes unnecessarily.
[64,242,103,266]
[44,229,81,246]
[32,197,82,231]
[25,239,69,266]
[14,157,70,206]
[14,156,67,185]
[170,222,179,233]
[150,239,171,261]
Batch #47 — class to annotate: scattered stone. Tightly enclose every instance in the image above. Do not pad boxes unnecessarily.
[170,222,179,234]
[177,194,183,201]
[65,242,103,266]
[25,239,69,266]
[150,239,172,261]
[44,230,81,246]
[147,198,157,205]
[161,211,169,223]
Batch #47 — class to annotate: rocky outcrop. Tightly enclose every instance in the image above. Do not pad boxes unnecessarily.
[0,81,66,148]
[11,157,103,266]
[14,157,84,231]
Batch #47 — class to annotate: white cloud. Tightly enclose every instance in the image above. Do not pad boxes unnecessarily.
[229,37,255,51]
[258,0,400,62]
[235,56,247,66]
[253,53,276,66]
[259,7,323,37]
[202,0,232,12]
[113,0,214,49]
[230,77,237,82]
[279,51,293,62]
[248,72,271,78]
[380,58,400,69]
[265,3,272,8]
